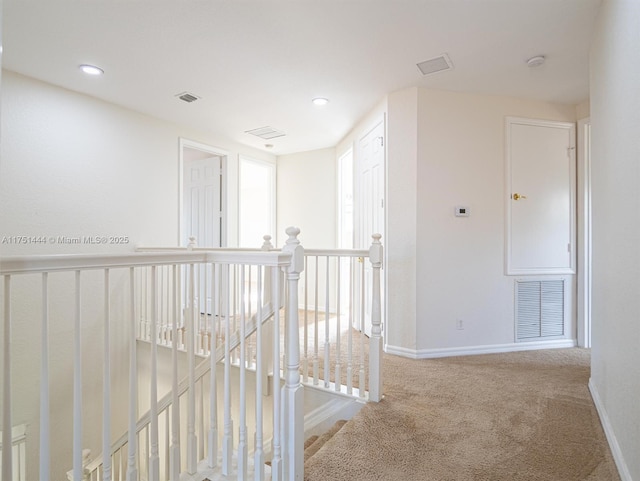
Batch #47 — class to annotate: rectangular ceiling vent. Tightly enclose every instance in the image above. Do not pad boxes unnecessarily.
[417,53,454,76]
[245,126,286,140]
[176,92,200,103]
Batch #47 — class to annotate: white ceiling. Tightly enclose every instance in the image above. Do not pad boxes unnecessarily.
[2,0,600,155]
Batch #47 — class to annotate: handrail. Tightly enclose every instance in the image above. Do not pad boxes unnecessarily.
[0,250,292,275]
[304,248,369,257]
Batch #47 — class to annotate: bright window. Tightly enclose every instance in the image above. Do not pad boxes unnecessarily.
[239,157,276,247]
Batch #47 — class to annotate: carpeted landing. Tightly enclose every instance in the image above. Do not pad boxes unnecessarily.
[304,348,620,481]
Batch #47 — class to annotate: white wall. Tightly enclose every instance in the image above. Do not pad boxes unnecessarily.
[337,88,578,356]
[589,1,640,479]
[385,89,418,351]
[0,70,275,480]
[276,147,336,248]
[415,89,576,353]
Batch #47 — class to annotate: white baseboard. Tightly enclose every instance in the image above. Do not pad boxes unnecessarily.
[385,339,577,359]
[588,379,632,481]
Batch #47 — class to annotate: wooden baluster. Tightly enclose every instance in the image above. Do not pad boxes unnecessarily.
[313,256,319,385]
[261,236,273,398]
[2,275,13,481]
[359,261,366,397]
[198,378,205,460]
[302,257,309,383]
[324,256,331,388]
[335,258,342,392]
[222,264,234,476]
[254,265,265,481]
[164,410,170,481]
[271,265,282,481]
[238,266,248,480]
[232,264,238,364]
[73,271,83,481]
[208,263,219,469]
[149,267,160,480]
[187,264,197,474]
[369,234,384,402]
[346,260,353,395]
[158,267,164,345]
[282,227,304,481]
[103,269,113,481]
[40,273,50,480]
[127,268,139,481]
[144,426,150,480]
[170,265,181,480]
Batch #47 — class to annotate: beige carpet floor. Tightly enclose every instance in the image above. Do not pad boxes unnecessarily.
[304,348,620,481]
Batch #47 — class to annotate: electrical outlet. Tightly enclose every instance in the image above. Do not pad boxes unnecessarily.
[456,319,464,330]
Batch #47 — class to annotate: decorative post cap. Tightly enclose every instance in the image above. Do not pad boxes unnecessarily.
[370,233,383,267]
[285,226,301,245]
[262,234,274,250]
[282,226,304,274]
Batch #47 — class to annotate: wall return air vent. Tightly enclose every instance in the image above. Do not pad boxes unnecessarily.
[416,53,454,76]
[245,126,286,140]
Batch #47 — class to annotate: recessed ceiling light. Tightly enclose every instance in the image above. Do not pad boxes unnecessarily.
[526,56,545,68]
[79,64,104,76]
[312,97,329,106]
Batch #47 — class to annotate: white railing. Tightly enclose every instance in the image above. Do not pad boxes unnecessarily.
[299,234,383,402]
[0,228,304,481]
[0,425,27,481]
[137,234,384,403]
[0,228,383,481]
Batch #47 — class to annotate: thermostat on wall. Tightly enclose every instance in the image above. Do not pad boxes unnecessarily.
[455,206,470,217]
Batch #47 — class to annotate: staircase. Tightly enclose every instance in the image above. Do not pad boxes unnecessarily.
[0,228,384,481]
[303,420,348,463]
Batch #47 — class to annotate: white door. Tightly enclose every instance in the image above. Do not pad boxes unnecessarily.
[183,153,222,314]
[183,156,222,248]
[356,119,385,336]
[506,118,576,275]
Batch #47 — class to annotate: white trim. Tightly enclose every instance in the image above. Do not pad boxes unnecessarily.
[505,117,577,276]
[577,118,592,348]
[588,379,631,481]
[0,424,26,449]
[385,339,577,360]
[302,388,365,439]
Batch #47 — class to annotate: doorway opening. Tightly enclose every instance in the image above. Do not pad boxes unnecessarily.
[179,139,227,248]
[179,138,228,314]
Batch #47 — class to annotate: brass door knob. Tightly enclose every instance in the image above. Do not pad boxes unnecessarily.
[512,193,527,201]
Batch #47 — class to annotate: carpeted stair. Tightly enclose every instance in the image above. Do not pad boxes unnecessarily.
[265,419,348,469]
[304,420,348,463]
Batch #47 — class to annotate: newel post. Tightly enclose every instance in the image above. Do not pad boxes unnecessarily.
[261,235,275,397]
[369,233,384,402]
[281,227,304,481]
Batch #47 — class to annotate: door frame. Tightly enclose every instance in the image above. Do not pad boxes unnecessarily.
[178,138,229,247]
[504,117,577,276]
[577,117,592,348]
[354,116,386,338]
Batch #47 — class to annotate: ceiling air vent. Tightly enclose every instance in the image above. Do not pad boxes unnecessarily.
[245,126,286,140]
[176,91,200,103]
[417,53,454,76]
